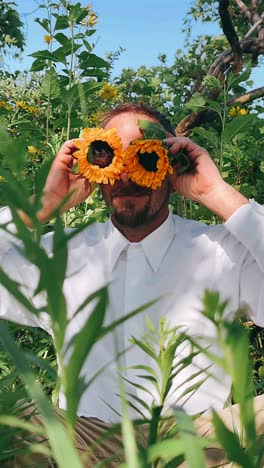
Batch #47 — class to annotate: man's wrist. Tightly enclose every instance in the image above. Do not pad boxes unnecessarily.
[197,181,249,221]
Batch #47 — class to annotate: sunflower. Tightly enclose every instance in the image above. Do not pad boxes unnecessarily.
[73,127,125,185]
[124,139,173,189]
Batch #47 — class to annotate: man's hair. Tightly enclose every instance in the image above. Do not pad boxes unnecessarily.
[100,102,176,135]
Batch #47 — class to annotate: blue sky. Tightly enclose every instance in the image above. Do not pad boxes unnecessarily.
[5,0,263,88]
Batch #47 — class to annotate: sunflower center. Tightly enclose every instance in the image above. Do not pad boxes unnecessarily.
[138,151,159,172]
[88,140,114,168]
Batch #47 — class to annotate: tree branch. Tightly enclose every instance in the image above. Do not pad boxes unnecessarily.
[218,0,243,72]
[234,0,253,23]
[251,0,260,22]
[175,86,264,136]
[229,85,264,105]
[197,37,264,95]
[244,15,264,38]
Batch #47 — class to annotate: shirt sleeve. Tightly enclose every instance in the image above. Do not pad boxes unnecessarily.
[224,200,264,326]
[0,206,51,333]
[0,206,18,255]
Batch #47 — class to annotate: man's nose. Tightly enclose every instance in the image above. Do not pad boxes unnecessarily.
[120,172,129,183]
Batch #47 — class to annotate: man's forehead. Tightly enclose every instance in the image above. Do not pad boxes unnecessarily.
[104,112,157,147]
[104,112,157,129]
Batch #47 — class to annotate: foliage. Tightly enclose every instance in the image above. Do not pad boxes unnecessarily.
[0,1,25,57]
[0,0,263,466]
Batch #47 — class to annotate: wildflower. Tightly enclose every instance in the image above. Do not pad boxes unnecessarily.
[27,106,38,114]
[0,101,12,111]
[28,146,41,155]
[124,139,173,190]
[99,83,118,101]
[73,128,125,185]
[239,108,249,115]
[228,106,238,117]
[44,34,52,44]
[87,12,98,27]
[0,176,4,183]
[228,105,249,117]
[16,100,27,110]
[84,3,93,11]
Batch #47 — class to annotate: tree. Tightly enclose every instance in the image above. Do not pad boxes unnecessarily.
[0,1,25,57]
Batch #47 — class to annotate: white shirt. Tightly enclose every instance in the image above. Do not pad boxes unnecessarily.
[0,200,264,423]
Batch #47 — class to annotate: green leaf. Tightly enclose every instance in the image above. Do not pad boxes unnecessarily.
[185,92,207,110]
[0,322,82,468]
[148,438,186,462]
[121,402,141,468]
[34,158,53,203]
[227,63,252,89]
[53,117,84,130]
[54,32,71,47]
[130,336,158,362]
[212,411,254,468]
[30,50,62,62]
[53,14,69,31]
[224,320,256,448]
[138,119,167,140]
[126,392,152,416]
[60,81,102,107]
[78,52,111,69]
[174,409,206,468]
[40,68,60,99]
[54,43,81,58]
[207,100,223,117]
[30,58,46,72]
[192,127,219,150]
[202,75,221,90]
[0,268,39,316]
[129,364,159,380]
[68,3,83,22]
[65,288,108,423]
[35,18,50,33]
[223,114,255,144]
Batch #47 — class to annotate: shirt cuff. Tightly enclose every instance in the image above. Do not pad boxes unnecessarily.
[0,206,13,224]
[0,206,17,255]
[224,199,264,271]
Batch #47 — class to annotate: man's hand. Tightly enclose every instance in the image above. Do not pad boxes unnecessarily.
[165,136,249,221]
[20,140,91,226]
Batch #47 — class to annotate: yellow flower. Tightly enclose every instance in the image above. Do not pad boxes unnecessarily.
[27,145,41,155]
[17,100,27,110]
[44,34,52,44]
[229,105,249,117]
[0,101,12,110]
[0,176,5,183]
[73,128,125,185]
[99,83,118,101]
[27,105,38,114]
[228,106,238,117]
[87,12,98,27]
[124,139,173,190]
[239,108,249,115]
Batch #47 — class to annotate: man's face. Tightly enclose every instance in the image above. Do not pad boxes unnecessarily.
[100,112,171,228]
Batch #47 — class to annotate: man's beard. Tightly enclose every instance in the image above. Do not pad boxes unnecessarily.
[111,200,150,227]
[111,186,170,228]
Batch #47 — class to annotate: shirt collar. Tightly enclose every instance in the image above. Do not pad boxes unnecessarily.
[106,213,176,273]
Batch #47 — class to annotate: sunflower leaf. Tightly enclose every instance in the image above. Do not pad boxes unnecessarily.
[138,119,167,140]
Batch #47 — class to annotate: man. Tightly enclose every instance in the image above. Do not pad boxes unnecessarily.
[0,102,264,466]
